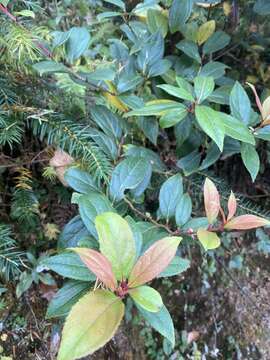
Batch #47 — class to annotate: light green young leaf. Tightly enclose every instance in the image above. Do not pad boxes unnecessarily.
[136,304,175,347]
[195,106,225,151]
[15,10,35,18]
[160,107,188,128]
[194,76,215,104]
[57,290,124,360]
[175,193,192,226]
[125,100,184,117]
[197,229,221,251]
[230,82,251,125]
[95,212,136,280]
[158,84,194,102]
[159,174,183,221]
[241,143,260,182]
[129,285,163,312]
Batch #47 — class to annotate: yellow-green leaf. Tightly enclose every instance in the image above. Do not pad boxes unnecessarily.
[197,20,216,45]
[197,229,221,251]
[128,236,181,288]
[95,212,136,280]
[57,290,124,360]
[129,285,163,312]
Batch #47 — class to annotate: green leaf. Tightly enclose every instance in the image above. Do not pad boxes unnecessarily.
[137,117,159,145]
[46,281,91,319]
[66,27,90,63]
[32,61,68,75]
[203,31,230,55]
[197,229,221,251]
[71,248,117,290]
[169,0,193,33]
[129,285,163,312]
[64,167,99,194]
[103,0,125,10]
[124,145,166,173]
[109,156,152,201]
[0,0,9,6]
[97,11,122,21]
[77,193,114,238]
[157,84,194,102]
[95,212,136,280]
[84,66,115,82]
[199,61,228,79]
[254,0,270,15]
[176,40,201,63]
[183,217,209,231]
[136,304,175,347]
[58,216,91,249]
[194,76,215,104]
[175,193,192,226]
[159,174,183,221]
[90,105,122,140]
[128,237,181,288]
[57,290,124,360]
[125,100,184,117]
[230,82,251,125]
[160,108,188,128]
[125,216,143,259]
[15,9,35,18]
[158,256,190,277]
[217,112,255,145]
[147,9,168,37]
[40,252,95,282]
[241,143,260,182]
[195,106,225,151]
[197,20,216,45]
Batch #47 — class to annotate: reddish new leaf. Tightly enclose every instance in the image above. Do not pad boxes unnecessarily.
[204,178,220,224]
[71,248,117,290]
[224,215,270,230]
[128,237,181,288]
[227,191,237,221]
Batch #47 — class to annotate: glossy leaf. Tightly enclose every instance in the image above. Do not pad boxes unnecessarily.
[147,9,168,37]
[158,256,190,278]
[194,76,215,104]
[230,82,251,125]
[159,107,188,128]
[126,100,185,117]
[200,61,228,79]
[197,229,221,251]
[197,20,216,45]
[241,143,260,182]
[128,236,181,288]
[227,191,237,221]
[169,0,193,33]
[136,304,175,347]
[176,40,201,63]
[90,106,122,140]
[66,27,90,63]
[203,30,230,55]
[109,156,152,201]
[64,167,99,194]
[159,174,183,221]
[224,215,270,230]
[40,252,95,282]
[129,285,163,312]
[204,178,220,224]
[57,290,124,360]
[77,193,114,238]
[71,248,117,290]
[58,216,90,249]
[157,84,194,102]
[195,106,225,151]
[95,212,136,280]
[46,280,90,319]
[175,193,192,226]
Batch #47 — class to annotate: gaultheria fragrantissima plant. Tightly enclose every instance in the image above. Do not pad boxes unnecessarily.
[57,212,181,360]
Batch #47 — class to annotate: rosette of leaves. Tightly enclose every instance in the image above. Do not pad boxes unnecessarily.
[196,178,270,251]
[57,212,181,360]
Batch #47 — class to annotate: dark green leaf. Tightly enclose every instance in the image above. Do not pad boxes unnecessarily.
[230,82,251,125]
[147,9,168,37]
[254,0,270,15]
[176,40,201,63]
[58,216,91,249]
[158,256,190,277]
[203,31,230,55]
[137,117,159,145]
[194,76,215,104]
[64,167,99,194]
[90,106,122,140]
[169,0,193,33]
[199,62,228,79]
[159,174,183,221]
[175,193,192,226]
[241,143,260,182]
[66,27,90,63]
[33,61,68,75]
